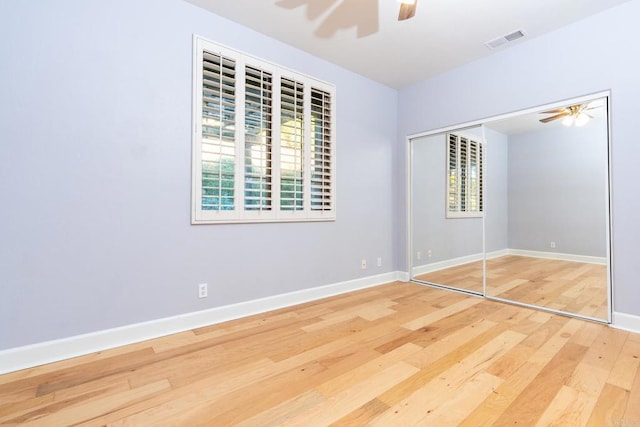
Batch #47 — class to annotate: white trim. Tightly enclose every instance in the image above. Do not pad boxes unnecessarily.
[486,249,509,259]
[0,272,405,375]
[413,252,484,276]
[507,249,607,265]
[412,248,606,278]
[406,90,611,141]
[612,312,640,334]
[396,271,410,282]
[191,35,336,224]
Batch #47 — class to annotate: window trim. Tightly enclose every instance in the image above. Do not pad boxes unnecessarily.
[191,36,336,224]
[445,131,484,219]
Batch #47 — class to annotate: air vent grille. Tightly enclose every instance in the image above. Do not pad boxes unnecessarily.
[485,29,526,50]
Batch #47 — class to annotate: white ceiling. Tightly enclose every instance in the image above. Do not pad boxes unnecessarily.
[184,0,631,88]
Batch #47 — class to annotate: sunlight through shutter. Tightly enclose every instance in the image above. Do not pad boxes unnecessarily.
[280,78,305,211]
[201,52,236,211]
[447,132,484,218]
[310,88,333,211]
[244,66,273,211]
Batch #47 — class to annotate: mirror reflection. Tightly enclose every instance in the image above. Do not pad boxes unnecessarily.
[411,129,484,295]
[484,97,609,321]
[409,95,610,322]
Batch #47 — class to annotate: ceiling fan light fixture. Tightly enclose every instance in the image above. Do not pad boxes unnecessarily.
[562,115,575,127]
[575,112,590,126]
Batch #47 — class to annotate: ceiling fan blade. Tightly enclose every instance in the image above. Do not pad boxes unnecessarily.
[540,108,568,114]
[398,1,417,21]
[539,112,569,123]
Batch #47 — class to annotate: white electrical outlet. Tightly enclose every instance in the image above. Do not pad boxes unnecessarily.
[361,259,367,270]
[377,257,382,267]
[550,241,556,249]
[417,251,421,260]
[428,249,432,258]
[198,283,208,299]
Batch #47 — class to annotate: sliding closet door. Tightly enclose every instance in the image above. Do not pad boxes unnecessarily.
[410,130,484,295]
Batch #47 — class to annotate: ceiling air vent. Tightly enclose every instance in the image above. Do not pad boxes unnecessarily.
[485,29,526,50]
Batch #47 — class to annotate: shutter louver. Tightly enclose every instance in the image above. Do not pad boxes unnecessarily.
[310,88,332,211]
[244,66,273,211]
[448,133,459,212]
[201,52,236,211]
[280,78,305,211]
[460,136,468,211]
[469,140,478,211]
[446,132,484,217]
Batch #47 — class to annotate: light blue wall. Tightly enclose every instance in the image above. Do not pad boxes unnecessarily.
[396,0,640,316]
[411,133,483,265]
[0,0,398,349]
[484,127,509,254]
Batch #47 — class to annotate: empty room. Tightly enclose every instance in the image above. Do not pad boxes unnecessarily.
[1,0,640,425]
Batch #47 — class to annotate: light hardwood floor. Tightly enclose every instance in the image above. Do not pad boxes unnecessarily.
[1,282,638,426]
[415,255,608,320]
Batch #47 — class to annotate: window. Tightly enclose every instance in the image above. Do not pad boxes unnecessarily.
[446,132,484,218]
[192,36,336,224]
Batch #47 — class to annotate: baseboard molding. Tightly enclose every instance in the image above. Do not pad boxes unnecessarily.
[507,249,607,265]
[486,249,509,260]
[0,271,405,375]
[612,312,640,334]
[413,253,483,276]
[410,246,605,277]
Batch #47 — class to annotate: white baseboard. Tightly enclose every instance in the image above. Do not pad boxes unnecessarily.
[0,271,405,375]
[486,249,510,260]
[410,247,605,278]
[507,249,607,265]
[413,253,484,276]
[612,312,640,334]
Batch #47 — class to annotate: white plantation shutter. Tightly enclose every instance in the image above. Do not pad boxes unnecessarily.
[200,52,236,212]
[446,132,484,218]
[310,88,333,211]
[192,36,336,224]
[280,78,305,211]
[244,66,273,211]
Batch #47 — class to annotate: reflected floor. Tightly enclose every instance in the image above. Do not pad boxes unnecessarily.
[414,261,483,294]
[414,255,608,320]
[487,255,608,320]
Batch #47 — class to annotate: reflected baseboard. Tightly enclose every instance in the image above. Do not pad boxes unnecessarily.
[507,249,607,265]
[413,252,483,276]
[412,248,606,277]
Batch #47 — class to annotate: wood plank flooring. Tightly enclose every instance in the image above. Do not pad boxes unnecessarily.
[415,255,608,320]
[487,255,608,320]
[1,282,638,426]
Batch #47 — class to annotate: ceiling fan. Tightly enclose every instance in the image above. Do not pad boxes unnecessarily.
[538,103,599,127]
[398,0,418,21]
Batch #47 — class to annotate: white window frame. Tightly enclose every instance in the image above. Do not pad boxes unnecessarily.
[191,36,336,224]
[446,131,484,218]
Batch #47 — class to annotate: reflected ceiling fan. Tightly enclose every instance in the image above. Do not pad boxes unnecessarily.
[398,0,418,21]
[538,103,599,127]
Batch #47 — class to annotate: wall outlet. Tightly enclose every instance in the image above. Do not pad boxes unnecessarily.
[198,283,208,299]
[417,251,421,260]
[377,257,382,267]
[550,241,556,249]
[361,259,367,270]
[428,249,432,258]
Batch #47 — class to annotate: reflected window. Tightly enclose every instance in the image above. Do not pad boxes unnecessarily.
[446,132,484,218]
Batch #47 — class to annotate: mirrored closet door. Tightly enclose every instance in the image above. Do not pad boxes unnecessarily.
[410,128,484,295]
[409,93,612,323]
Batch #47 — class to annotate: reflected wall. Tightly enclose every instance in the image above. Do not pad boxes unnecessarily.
[411,131,483,294]
[409,94,611,322]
